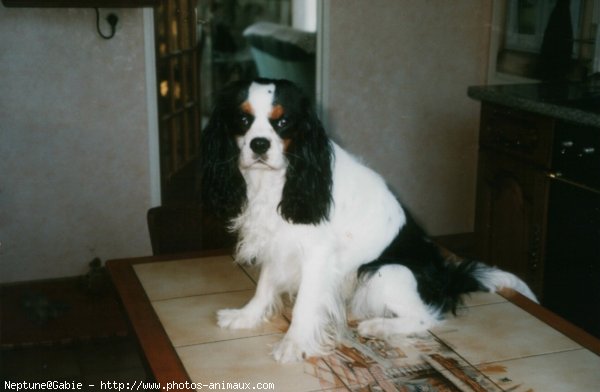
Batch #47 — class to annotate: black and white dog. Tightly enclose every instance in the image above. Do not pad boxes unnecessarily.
[200,78,537,363]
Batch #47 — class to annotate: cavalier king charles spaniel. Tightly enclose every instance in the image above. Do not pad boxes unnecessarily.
[200,78,537,363]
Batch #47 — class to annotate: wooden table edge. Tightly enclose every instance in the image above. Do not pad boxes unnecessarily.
[106,249,231,390]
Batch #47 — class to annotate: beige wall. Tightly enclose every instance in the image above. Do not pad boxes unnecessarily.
[323,0,492,235]
[0,6,155,283]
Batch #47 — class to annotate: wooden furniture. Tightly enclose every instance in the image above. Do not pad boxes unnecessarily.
[470,83,600,338]
[474,102,554,298]
[147,206,234,255]
[107,252,600,391]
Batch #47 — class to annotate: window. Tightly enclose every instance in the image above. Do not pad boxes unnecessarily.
[497,0,599,80]
[505,0,583,54]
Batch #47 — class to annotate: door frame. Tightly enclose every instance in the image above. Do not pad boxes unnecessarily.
[144,1,331,207]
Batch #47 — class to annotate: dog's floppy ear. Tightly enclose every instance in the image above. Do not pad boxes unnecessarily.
[279,97,333,225]
[199,82,248,220]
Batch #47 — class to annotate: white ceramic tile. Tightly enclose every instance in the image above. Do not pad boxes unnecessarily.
[177,335,342,391]
[151,290,288,347]
[430,302,582,364]
[134,256,255,300]
[240,263,261,284]
[459,291,507,308]
[136,256,600,391]
[477,348,600,392]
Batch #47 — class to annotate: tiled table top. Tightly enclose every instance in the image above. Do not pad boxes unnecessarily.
[111,254,600,392]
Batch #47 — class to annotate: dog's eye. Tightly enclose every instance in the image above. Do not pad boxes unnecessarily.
[240,114,252,128]
[274,117,288,129]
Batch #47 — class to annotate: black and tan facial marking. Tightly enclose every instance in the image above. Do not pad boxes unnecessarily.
[237,101,255,133]
[200,77,334,224]
[231,82,302,156]
[268,104,293,151]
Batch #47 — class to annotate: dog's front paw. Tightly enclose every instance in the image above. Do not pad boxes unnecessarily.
[271,334,333,363]
[217,308,262,330]
[357,318,388,339]
[271,336,305,363]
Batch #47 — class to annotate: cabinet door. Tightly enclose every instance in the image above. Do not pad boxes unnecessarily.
[475,151,549,297]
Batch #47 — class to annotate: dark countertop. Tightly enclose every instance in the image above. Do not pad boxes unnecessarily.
[468,82,600,128]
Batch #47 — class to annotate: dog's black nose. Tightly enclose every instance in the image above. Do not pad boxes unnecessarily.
[250,137,271,155]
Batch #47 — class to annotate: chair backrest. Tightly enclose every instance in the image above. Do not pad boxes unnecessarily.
[243,22,316,98]
[147,206,235,255]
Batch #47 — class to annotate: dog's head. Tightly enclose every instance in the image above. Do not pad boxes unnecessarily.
[200,78,333,225]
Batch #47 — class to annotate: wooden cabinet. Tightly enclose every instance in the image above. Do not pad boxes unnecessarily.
[474,103,554,298]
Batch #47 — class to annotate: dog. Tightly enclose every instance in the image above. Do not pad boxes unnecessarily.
[199,78,537,363]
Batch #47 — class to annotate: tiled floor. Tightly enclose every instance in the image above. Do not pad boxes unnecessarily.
[134,255,600,392]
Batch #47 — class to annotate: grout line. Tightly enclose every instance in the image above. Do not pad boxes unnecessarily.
[148,288,256,304]
[474,346,587,366]
[237,263,259,285]
[173,332,285,350]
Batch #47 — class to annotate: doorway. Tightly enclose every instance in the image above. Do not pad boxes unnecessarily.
[154,0,203,206]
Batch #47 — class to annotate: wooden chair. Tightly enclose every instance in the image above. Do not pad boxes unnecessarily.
[147,206,235,255]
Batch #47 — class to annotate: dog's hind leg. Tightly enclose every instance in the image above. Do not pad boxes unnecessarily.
[351,264,441,339]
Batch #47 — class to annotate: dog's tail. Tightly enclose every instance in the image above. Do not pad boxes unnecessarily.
[470,262,538,303]
[433,258,539,314]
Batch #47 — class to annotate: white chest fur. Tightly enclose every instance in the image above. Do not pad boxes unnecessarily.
[231,168,288,265]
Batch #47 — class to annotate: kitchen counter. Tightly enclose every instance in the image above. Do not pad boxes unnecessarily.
[469,84,600,339]
[468,82,600,128]
[107,252,600,391]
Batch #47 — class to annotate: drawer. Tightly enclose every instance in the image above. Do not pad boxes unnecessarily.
[480,103,555,167]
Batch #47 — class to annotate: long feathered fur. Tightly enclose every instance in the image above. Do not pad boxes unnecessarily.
[278,83,333,224]
[199,81,249,220]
